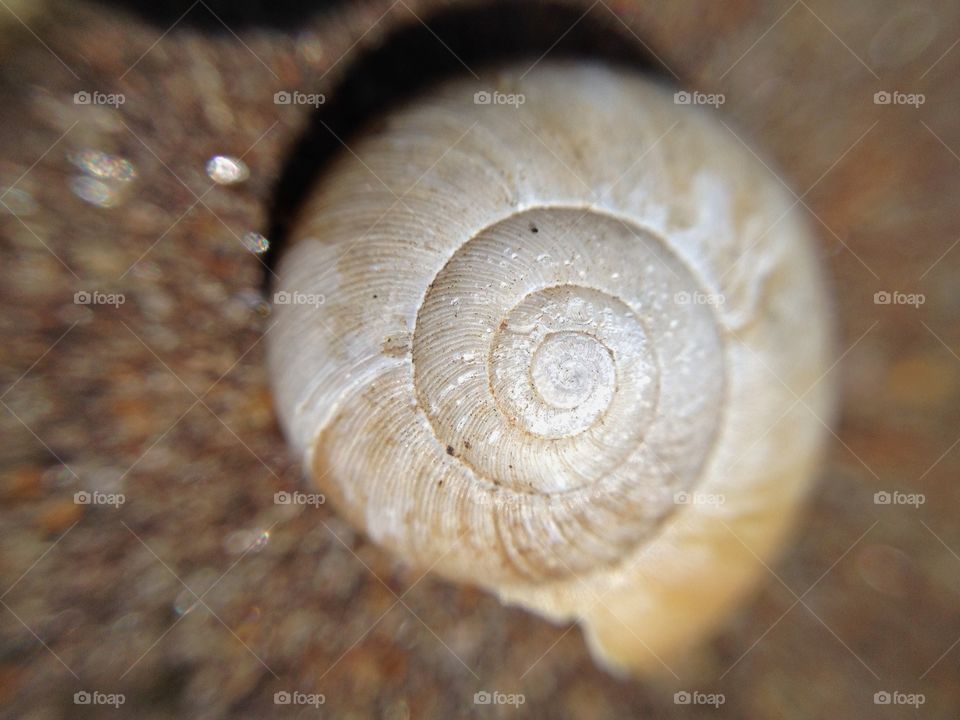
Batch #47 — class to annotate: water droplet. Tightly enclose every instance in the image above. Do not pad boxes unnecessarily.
[251,529,270,551]
[241,231,270,254]
[68,150,135,208]
[69,150,136,182]
[70,176,120,208]
[205,155,250,185]
[173,588,200,616]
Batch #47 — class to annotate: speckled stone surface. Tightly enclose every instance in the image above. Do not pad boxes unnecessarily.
[1,1,959,718]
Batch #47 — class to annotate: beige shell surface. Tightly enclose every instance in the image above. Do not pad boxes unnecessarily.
[268,62,833,674]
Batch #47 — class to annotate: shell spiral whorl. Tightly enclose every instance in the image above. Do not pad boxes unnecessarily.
[269,62,832,673]
[411,207,725,582]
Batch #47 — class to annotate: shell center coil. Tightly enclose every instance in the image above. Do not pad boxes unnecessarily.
[411,206,720,500]
[490,285,653,443]
[531,332,612,410]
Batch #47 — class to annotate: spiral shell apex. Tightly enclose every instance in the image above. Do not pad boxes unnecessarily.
[268,62,833,674]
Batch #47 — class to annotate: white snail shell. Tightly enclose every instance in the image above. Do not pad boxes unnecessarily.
[268,62,832,674]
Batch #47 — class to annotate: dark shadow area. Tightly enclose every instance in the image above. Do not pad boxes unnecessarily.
[88,0,346,30]
[259,0,667,287]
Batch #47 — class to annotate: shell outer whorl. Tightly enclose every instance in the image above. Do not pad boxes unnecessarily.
[269,62,833,672]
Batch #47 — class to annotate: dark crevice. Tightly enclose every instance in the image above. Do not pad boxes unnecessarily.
[88,0,347,29]
[257,1,669,288]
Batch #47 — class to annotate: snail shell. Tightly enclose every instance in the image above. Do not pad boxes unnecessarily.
[268,62,832,674]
